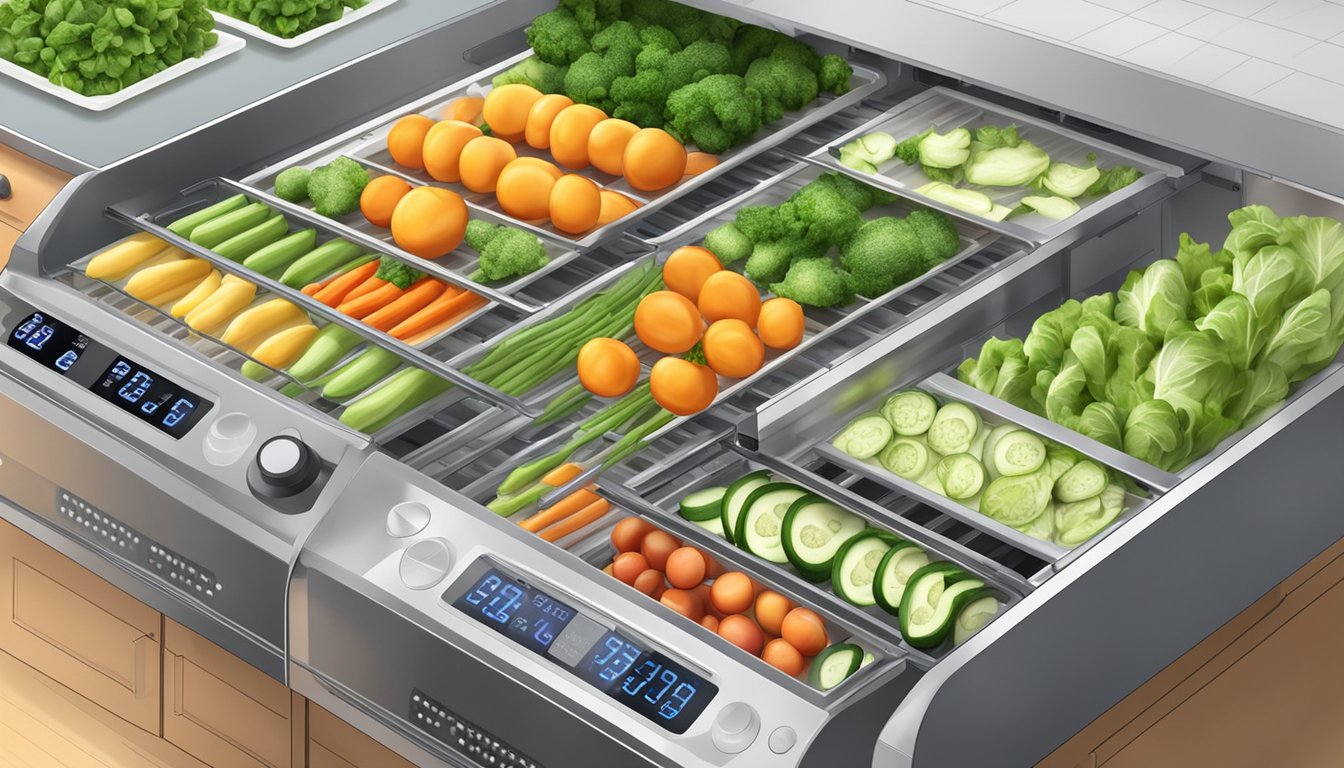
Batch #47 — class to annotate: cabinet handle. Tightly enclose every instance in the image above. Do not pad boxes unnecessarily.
[133,634,156,698]
[0,174,9,200]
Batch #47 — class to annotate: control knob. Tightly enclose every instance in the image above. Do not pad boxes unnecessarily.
[252,435,321,498]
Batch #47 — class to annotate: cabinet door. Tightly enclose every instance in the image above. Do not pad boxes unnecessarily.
[0,144,72,231]
[164,619,293,768]
[308,702,416,768]
[0,520,162,734]
[0,225,18,272]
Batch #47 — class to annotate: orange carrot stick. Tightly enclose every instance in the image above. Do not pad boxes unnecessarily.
[542,462,584,487]
[362,277,449,332]
[341,276,389,304]
[520,489,600,532]
[540,498,613,541]
[313,261,379,306]
[389,290,487,340]
[338,283,403,319]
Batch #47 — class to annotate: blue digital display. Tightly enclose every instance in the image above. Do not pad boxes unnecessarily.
[457,567,578,654]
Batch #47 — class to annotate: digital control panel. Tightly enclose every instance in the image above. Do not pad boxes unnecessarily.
[445,558,717,734]
[7,310,212,438]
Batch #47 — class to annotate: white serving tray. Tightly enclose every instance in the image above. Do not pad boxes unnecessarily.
[0,31,245,112]
[210,0,399,48]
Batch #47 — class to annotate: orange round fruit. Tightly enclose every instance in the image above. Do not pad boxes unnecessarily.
[699,614,720,633]
[421,120,482,182]
[441,96,483,125]
[458,136,518,193]
[549,174,602,234]
[649,357,718,416]
[386,114,434,170]
[525,94,574,149]
[665,547,707,589]
[710,571,755,615]
[762,638,806,677]
[549,104,608,170]
[753,590,793,635]
[576,337,640,398]
[611,517,654,553]
[640,530,681,571]
[717,614,765,656]
[756,297,806,350]
[659,589,703,621]
[389,186,468,258]
[623,128,687,191]
[684,151,720,176]
[507,156,563,180]
[702,319,765,379]
[661,245,721,302]
[360,175,412,228]
[588,118,640,176]
[597,189,640,225]
[611,552,648,585]
[698,270,762,325]
[634,291,703,354]
[633,569,664,597]
[780,607,828,657]
[495,159,558,220]
[482,84,543,138]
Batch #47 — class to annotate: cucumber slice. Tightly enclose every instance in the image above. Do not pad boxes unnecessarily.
[1020,194,1080,220]
[832,413,894,459]
[935,454,986,500]
[878,436,938,480]
[720,471,771,545]
[873,542,929,615]
[926,403,981,456]
[809,643,865,691]
[880,391,938,436]
[915,465,945,496]
[1044,443,1083,483]
[1053,460,1107,503]
[992,430,1046,477]
[736,483,809,564]
[968,428,988,464]
[679,486,728,522]
[980,424,1022,480]
[900,562,984,649]
[832,529,899,607]
[916,181,994,216]
[984,204,1014,222]
[861,652,875,668]
[1055,483,1126,546]
[782,495,867,581]
[980,471,1053,526]
[1015,501,1056,541]
[691,515,727,538]
[953,593,999,646]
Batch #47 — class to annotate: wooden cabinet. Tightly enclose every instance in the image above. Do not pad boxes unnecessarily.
[0,143,71,232]
[307,702,416,768]
[0,518,162,735]
[0,224,18,271]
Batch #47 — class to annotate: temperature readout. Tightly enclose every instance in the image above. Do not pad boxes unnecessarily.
[7,312,90,374]
[449,562,717,733]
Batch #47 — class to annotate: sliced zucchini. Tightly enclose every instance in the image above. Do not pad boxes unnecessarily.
[861,651,875,668]
[832,413,894,459]
[832,529,899,607]
[915,465,946,496]
[1015,501,1056,541]
[980,471,1053,526]
[992,429,1046,477]
[1055,483,1126,546]
[1044,443,1083,483]
[1053,460,1107,503]
[935,453,986,500]
[691,515,727,538]
[808,643,865,691]
[900,562,985,649]
[1019,194,1080,220]
[873,542,929,615]
[735,483,809,564]
[980,424,1022,480]
[926,402,981,456]
[880,390,938,436]
[781,495,867,581]
[879,435,938,480]
[720,471,771,545]
[968,428,988,464]
[952,592,1000,646]
[679,486,728,522]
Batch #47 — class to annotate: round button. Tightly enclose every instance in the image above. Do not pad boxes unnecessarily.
[387,501,432,538]
[711,702,759,754]
[399,539,453,590]
[769,726,797,754]
[259,438,302,475]
[251,435,321,498]
[203,413,256,467]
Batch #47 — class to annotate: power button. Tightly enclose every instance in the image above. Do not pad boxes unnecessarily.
[711,702,759,754]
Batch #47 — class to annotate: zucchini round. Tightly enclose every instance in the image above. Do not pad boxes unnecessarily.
[873,542,929,615]
[735,482,809,564]
[679,486,728,522]
[781,495,867,580]
[831,413,894,459]
[719,471,770,545]
[899,562,984,649]
[831,529,899,607]
[926,402,981,456]
[808,643,865,691]
[880,390,938,436]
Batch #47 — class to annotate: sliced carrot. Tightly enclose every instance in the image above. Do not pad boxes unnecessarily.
[542,462,584,487]
[302,282,323,296]
[338,282,403,319]
[520,488,600,532]
[342,275,390,304]
[539,498,612,542]
[314,261,379,307]
[684,152,719,176]
[390,289,487,340]
[361,277,449,331]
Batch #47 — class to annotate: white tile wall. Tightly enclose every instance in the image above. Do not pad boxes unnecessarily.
[1132,0,1211,28]
[1073,16,1168,55]
[986,0,1122,40]
[1208,57,1294,97]
[1165,44,1250,83]
[1276,2,1344,38]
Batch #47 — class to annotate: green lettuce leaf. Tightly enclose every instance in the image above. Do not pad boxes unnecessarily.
[1277,215,1344,296]
[1145,330,1237,416]
[1123,399,1190,471]
[1115,259,1191,342]
[1195,293,1265,371]
[1045,350,1091,430]
[1257,288,1333,381]
[1024,299,1082,372]
[1077,401,1124,451]
[1232,244,1311,321]
[1227,363,1289,423]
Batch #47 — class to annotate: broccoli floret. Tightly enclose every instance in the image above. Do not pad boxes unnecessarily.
[730,25,790,74]
[373,258,422,290]
[894,127,933,166]
[769,257,854,307]
[838,217,927,297]
[769,37,821,74]
[734,204,804,243]
[591,20,643,59]
[701,222,753,264]
[744,241,799,284]
[472,227,550,282]
[812,172,878,212]
[307,160,368,218]
[665,73,762,153]
[565,50,636,112]
[274,167,311,203]
[818,54,853,95]
[328,157,371,191]
[744,54,818,122]
[788,182,862,247]
[906,209,961,266]
[493,56,568,92]
[558,0,622,35]
[527,9,591,66]
[465,220,502,252]
[638,24,681,53]
[663,40,733,90]
[626,0,732,46]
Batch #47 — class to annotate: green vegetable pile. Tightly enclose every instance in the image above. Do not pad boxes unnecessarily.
[275,157,370,218]
[463,220,550,283]
[839,124,1141,223]
[208,0,368,39]
[494,0,854,153]
[959,205,1344,472]
[697,172,962,307]
[0,0,219,96]
[832,391,1130,546]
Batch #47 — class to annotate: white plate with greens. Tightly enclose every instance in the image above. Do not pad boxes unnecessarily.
[209,0,399,49]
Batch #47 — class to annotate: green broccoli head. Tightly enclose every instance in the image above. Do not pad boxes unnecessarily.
[558,0,622,35]
[818,54,853,95]
[308,160,368,218]
[788,179,862,247]
[894,127,933,166]
[476,227,550,282]
[813,172,879,212]
[839,217,927,297]
[328,157,371,191]
[626,0,732,46]
[465,220,503,253]
[906,209,962,266]
[663,40,733,91]
[665,73,763,154]
[565,50,636,112]
[610,46,674,127]
[768,37,821,74]
[591,20,643,59]
[729,25,791,74]
[734,203,804,243]
[701,222,753,264]
[744,54,818,122]
[527,9,592,66]
[493,56,569,93]
[274,167,311,203]
[638,24,681,53]
[769,257,854,307]
[744,241,800,284]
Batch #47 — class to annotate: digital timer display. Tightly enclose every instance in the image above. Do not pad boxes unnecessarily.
[449,561,717,734]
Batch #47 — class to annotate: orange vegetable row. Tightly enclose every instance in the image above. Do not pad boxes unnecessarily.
[302,258,486,342]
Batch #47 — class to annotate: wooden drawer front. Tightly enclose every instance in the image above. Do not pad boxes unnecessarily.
[0,144,71,231]
[308,703,415,768]
[164,619,291,768]
[0,524,161,735]
[0,224,18,272]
